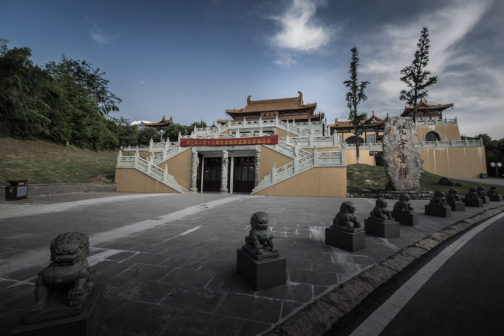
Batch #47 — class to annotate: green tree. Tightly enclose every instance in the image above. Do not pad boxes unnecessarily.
[343,46,370,164]
[137,127,159,146]
[399,27,438,123]
[0,44,51,138]
[46,56,121,115]
[164,123,187,142]
[187,120,207,135]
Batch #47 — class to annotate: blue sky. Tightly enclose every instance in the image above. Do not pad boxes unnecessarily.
[1,0,503,139]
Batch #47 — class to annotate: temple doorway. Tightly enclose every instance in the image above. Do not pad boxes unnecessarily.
[201,157,222,192]
[233,157,255,193]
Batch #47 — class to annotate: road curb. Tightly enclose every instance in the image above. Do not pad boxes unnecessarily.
[264,204,504,336]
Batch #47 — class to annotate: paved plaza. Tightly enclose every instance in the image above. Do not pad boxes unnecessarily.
[0,192,502,336]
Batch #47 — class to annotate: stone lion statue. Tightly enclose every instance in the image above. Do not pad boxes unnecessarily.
[446,188,463,203]
[466,187,479,200]
[243,211,278,255]
[393,193,414,213]
[331,201,362,232]
[477,186,487,198]
[370,198,392,221]
[430,190,448,206]
[28,232,95,314]
[488,186,499,196]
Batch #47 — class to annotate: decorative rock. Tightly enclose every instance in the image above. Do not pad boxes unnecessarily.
[488,186,503,202]
[382,116,424,191]
[364,198,400,238]
[238,212,286,290]
[392,193,418,226]
[425,190,451,217]
[446,188,466,211]
[464,188,483,207]
[438,177,461,186]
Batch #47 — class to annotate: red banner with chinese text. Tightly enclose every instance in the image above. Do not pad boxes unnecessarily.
[180,135,279,147]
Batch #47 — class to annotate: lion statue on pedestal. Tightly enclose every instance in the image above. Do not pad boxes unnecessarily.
[331,201,362,232]
[28,232,95,314]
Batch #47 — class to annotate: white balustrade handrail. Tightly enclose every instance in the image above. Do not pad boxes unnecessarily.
[116,154,183,193]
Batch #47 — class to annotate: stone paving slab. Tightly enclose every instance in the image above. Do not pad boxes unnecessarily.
[0,192,503,336]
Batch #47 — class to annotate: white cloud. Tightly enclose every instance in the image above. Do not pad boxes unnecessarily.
[86,18,115,45]
[270,0,334,65]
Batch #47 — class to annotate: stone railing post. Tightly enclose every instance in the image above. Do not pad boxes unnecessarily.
[435,139,439,147]
[480,137,483,146]
[190,149,199,192]
[134,151,139,169]
[309,135,313,147]
[285,134,290,144]
[163,164,169,182]
[147,156,152,175]
[333,133,338,146]
[294,158,299,174]
[116,150,122,167]
[149,138,153,152]
[294,144,299,157]
[220,150,229,193]
[275,115,278,127]
[271,163,277,184]
[313,149,319,166]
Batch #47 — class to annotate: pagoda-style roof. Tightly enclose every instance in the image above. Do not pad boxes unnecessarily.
[401,100,454,118]
[331,112,388,131]
[225,91,318,121]
[143,116,173,128]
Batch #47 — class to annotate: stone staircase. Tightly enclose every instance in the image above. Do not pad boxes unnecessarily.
[116,151,185,193]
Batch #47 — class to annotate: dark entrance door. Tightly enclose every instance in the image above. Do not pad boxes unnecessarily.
[233,157,255,193]
[202,157,222,192]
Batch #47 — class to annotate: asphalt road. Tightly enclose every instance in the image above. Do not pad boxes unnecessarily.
[326,213,504,336]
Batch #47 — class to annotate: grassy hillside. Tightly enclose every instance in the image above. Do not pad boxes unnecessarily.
[347,163,503,195]
[0,138,117,184]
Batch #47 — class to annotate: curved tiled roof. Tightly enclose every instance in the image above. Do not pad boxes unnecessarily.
[226,91,317,115]
[401,100,454,117]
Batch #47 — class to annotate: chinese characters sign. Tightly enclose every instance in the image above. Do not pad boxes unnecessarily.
[180,135,279,147]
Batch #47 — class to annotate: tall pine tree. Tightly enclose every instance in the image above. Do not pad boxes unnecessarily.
[344,46,370,164]
[399,27,438,122]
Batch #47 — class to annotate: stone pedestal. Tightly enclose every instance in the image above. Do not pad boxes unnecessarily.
[481,196,490,204]
[465,198,483,207]
[325,228,365,252]
[448,201,465,211]
[364,219,400,238]
[237,249,286,291]
[489,195,503,202]
[425,204,451,217]
[10,284,104,336]
[391,211,418,226]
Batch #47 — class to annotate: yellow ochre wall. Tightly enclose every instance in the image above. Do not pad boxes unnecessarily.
[419,147,487,178]
[158,149,192,189]
[259,145,292,182]
[416,124,461,141]
[254,167,347,197]
[115,169,180,193]
[344,150,378,165]
[275,127,297,138]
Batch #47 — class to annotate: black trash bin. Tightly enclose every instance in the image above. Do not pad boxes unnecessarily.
[480,174,489,179]
[5,180,28,200]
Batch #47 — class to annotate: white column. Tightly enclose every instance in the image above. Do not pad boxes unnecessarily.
[190,149,199,192]
[220,150,229,193]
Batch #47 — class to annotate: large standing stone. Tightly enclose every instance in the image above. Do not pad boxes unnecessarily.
[383,117,423,191]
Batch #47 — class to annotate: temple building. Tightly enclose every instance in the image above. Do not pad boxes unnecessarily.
[115,94,486,196]
[139,116,174,131]
[218,91,324,124]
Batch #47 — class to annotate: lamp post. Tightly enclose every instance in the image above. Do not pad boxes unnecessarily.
[490,162,502,178]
